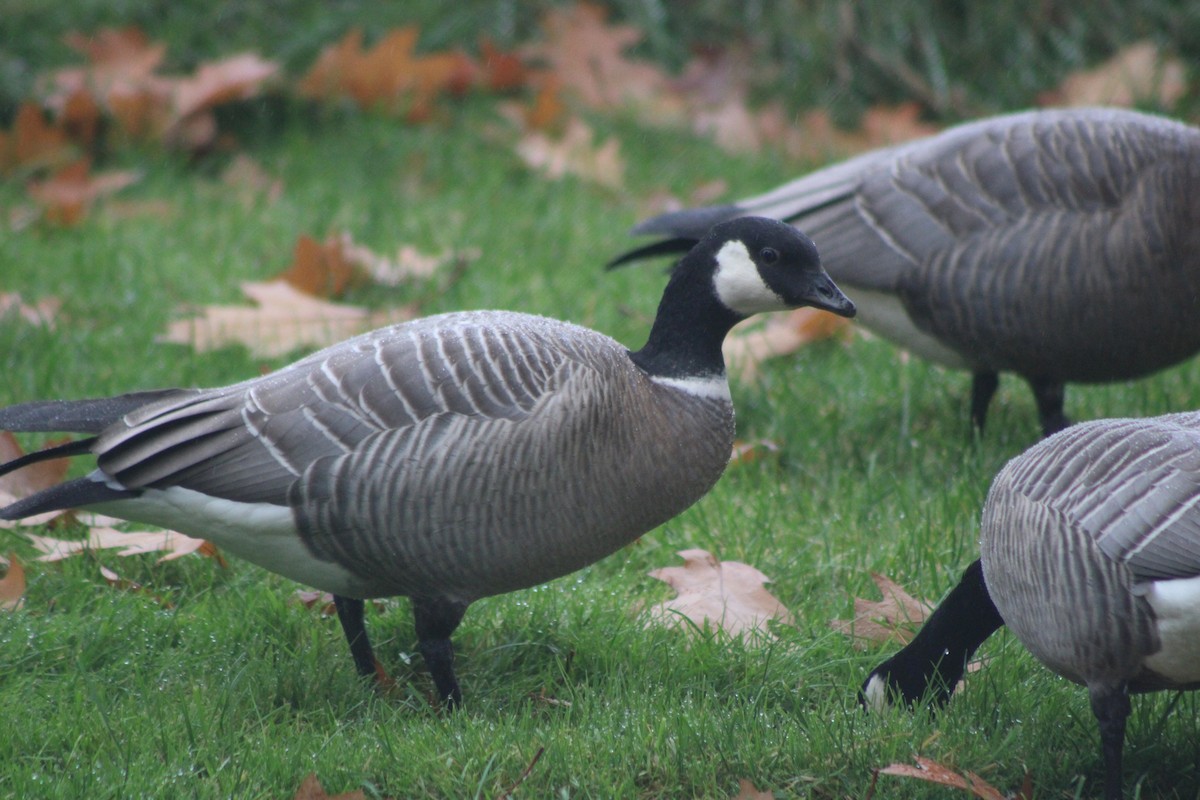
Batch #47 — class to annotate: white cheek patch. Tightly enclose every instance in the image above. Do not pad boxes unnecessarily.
[712,240,788,315]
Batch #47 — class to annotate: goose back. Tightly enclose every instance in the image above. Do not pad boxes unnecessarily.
[981,411,1200,691]
[758,109,1200,380]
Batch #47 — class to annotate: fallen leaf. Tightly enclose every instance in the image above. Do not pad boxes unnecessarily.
[729,438,780,467]
[0,432,72,513]
[292,773,368,800]
[645,548,793,641]
[26,527,221,564]
[99,564,173,607]
[0,554,26,611]
[276,234,362,299]
[159,280,416,359]
[221,153,283,206]
[509,115,625,189]
[731,778,773,799]
[343,239,480,287]
[298,26,470,121]
[478,37,528,93]
[5,102,75,172]
[26,158,140,226]
[524,2,668,112]
[1040,40,1186,108]
[879,756,1006,800]
[830,573,934,647]
[724,308,854,382]
[0,292,61,328]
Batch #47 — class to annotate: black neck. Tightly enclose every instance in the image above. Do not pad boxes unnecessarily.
[628,264,743,380]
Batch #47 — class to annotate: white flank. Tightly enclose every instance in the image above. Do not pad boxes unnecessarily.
[87,477,362,595]
[712,240,787,315]
[1139,574,1200,683]
[848,287,971,370]
[651,374,732,401]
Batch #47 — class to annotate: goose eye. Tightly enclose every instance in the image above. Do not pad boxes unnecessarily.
[759,247,779,265]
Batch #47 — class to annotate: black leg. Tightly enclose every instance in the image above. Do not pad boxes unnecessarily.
[861,559,1005,709]
[412,596,469,708]
[1090,683,1131,800]
[970,371,1000,433]
[333,594,379,678]
[1027,375,1070,437]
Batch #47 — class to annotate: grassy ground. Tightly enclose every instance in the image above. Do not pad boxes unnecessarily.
[3,6,1200,800]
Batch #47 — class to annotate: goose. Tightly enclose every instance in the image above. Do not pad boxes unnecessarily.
[0,217,855,706]
[862,410,1200,799]
[610,107,1200,437]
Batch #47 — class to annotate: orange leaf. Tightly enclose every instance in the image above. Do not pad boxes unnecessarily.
[645,548,794,641]
[60,89,102,147]
[275,235,360,299]
[524,77,567,132]
[731,779,773,799]
[26,158,140,226]
[0,554,26,612]
[292,773,368,800]
[11,103,74,170]
[479,37,527,92]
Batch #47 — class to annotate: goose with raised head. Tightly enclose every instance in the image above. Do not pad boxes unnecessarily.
[862,411,1200,799]
[0,217,855,706]
[611,107,1200,437]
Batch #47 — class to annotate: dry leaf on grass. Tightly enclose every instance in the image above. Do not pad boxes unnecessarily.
[26,527,222,564]
[2,102,76,172]
[159,280,416,359]
[293,590,387,617]
[0,293,60,328]
[731,778,773,799]
[221,153,283,206]
[879,756,1012,800]
[729,439,780,467]
[298,27,474,122]
[524,2,668,112]
[292,773,369,800]
[507,114,625,189]
[0,554,26,612]
[1040,40,1186,109]
[26,158,140,226]
[830,573,934,647]
[723,308,854,382]
[0,431,71,513]
[99,564,174,607]
[645,548,793,641]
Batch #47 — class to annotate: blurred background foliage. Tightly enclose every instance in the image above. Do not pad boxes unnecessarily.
[2,0,1197,127]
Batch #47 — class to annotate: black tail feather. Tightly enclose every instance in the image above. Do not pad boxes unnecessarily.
[0,476,137,520]
[606,237,698,270]
[0,389,190,434]
[0,436,98,480]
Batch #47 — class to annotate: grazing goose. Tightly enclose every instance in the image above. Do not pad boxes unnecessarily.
[611,107,1200,437]
[0,217,854,706]
[863,411,1200,799]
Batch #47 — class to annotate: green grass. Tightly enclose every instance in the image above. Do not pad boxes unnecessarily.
[3,7,1200,800]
